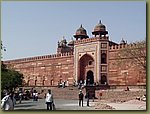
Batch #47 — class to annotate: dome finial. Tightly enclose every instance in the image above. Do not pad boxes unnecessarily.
[99,20,102,24]
[80,24,83,28]
[120,38,126,44]
[71,37,73,41]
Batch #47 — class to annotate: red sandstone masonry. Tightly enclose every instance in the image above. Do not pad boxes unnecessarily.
[4,52,73,64]
[109,43,145,50]
[108,47,146,85]
[74,36,109,45]
[4,40,146,86]
[4,52,74,86]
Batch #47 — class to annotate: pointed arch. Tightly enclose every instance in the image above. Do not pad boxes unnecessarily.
[78,54,94,84]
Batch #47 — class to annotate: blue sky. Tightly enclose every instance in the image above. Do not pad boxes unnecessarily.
[1,1,146,60]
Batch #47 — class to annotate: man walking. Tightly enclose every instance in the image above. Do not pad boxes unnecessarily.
[79,90,84,107]
[45,89,53,110]
[1,91,15,110]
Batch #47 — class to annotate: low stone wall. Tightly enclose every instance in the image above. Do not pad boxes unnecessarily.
[24,86,82,100]
[95,89,146,102]
[22,86,146,101]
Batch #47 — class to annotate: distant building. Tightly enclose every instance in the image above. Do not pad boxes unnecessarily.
[4,21,146,88]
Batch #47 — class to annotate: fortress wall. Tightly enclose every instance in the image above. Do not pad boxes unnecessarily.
[4,53,74,86]
[108,48,146,86]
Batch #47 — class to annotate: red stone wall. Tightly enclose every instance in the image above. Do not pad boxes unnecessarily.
[4,44,146,87]
[108,48,146,86]
[4,54,74,86]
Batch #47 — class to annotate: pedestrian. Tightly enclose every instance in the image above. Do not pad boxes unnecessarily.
[66,80,69,87]
[86,91,90,106]
[63,81,66,88]
[127,86,130,91]
[79,90,84,107]
[35,91,38,101]
[19,91,23,104]
[73,79,76,87]
[1,91,15,110]
[45,89,54,110]
[92,93,95,102]
[33,90,36,101]
[30,88,33,97]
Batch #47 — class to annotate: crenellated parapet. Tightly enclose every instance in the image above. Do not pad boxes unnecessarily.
[4,52,74,64]
[109,43,140,50]
[74,36,109,45]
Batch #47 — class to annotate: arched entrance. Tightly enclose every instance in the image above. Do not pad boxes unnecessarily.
[86,70,94,85]
[78,54,94,84]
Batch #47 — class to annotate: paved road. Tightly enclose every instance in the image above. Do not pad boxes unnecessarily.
[14,99,95,110]
[14,98,146,110]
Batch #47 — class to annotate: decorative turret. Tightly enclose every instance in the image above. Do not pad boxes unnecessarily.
[120,38,127,45]
[92,20,108,37]
[58,36,67,48]
[68,37,74,46]
[74,24,89,40]
[57,36,74,54]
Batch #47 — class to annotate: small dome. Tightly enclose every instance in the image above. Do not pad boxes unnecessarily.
[75,24,88,36]
[68,38,74,46]
[59,36,67,47]
[120,38,127,45]
[61,36,67,43]
[94,20,106,32]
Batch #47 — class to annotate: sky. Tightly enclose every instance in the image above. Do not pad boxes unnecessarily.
[1,1,146,60]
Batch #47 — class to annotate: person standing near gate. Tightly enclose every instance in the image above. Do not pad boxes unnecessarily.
[79,90,84,107]
[45,89,54,110]
[86,91,90,106]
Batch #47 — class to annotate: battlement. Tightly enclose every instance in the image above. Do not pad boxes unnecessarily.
[4,52,74,64]
[74,36,109,45]
[109,43,141,50]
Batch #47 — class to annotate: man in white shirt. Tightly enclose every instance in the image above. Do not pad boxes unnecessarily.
[45,89,53,110]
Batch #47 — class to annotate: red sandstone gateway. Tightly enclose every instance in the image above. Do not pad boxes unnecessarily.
[4,21,146,89]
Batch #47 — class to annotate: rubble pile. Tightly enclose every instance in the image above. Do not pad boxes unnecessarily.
[94,103,115,110]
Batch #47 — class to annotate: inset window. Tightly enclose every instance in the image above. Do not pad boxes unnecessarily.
[101,43,107,48]
[101,74,107,84]
[89,60,93,65]
[101,53,107,64]
[35,80,37,86]
[42,80,45,86]
[101,66,107,72]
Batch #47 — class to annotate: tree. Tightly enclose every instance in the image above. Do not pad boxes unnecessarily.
[117,40,146,71]
[1,41,23,92]
[1,62,24,92]
[1,41,6,59]
[1,41,6,51]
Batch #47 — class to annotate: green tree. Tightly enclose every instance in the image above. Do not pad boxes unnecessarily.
[1,41,23,92]
[1,62,24,92]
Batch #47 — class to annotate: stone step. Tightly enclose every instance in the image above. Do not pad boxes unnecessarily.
[37,86,83,100]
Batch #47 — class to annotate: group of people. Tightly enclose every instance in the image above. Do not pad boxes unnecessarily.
[57,80,69,88]
[33,90,39,101]
[1,89,55,111]
[1,89,92,110]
